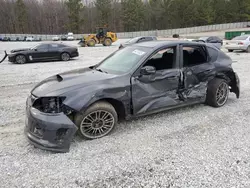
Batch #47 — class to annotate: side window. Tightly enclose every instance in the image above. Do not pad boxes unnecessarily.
[143,47,176,70]
[182,46,208,67]
[49,44,59,49]
[207,47,218,62]
[137,37,146,43]
[36,44,48,50]
[207,37,213,43]
[144,37,154,42]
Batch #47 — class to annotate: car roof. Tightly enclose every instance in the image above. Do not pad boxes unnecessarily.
[133,40,206,48]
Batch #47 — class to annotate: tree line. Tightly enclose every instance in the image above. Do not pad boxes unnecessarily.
[0,0,249,34]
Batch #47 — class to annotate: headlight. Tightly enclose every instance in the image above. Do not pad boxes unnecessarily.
[33,97,66,114]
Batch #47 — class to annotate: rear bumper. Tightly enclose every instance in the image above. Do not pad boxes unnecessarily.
[25,96,78,152]
[225,45,248,51]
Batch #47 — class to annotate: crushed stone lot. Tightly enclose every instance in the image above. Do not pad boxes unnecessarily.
[0,40,250,188]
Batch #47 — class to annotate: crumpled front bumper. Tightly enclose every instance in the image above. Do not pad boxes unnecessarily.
[25,97,78,153]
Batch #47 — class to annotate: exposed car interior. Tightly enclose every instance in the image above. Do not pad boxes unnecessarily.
[182,46,207,67]
[144,47,175,70]
[143,46,207,71]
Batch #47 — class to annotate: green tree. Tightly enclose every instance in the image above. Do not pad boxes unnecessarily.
[121,0,145,32]
[95,0,112,26]
[65,0,84,33]
[15,0,28,33]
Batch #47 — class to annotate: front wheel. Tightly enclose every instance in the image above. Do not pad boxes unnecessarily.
[103,38,112,46]
[15,55,26,64]
[75,102,118,139]
[206,78,229,107]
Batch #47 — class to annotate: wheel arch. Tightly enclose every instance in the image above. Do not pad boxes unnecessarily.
[15,53,28,62]
[92,98,126,120]
[215,70,240,98]
[78,98,127,121]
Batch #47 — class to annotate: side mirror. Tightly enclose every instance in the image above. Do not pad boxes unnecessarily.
[140,66,156,75]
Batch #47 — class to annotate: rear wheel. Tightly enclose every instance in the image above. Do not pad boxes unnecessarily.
[206,78,229,107]
[15,55,26,64]
[246,46,250,53]
[103,38,112,46]
[61,52,70,61]
[75,101,118,140]
[87,39,96,47]
[228,49,233,52]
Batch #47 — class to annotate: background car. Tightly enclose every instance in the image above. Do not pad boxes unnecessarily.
[192,36,223,49]
[225,35,250,53]
[61,35,67,41]
[52,35,60,41]
[67,32,74,41]
[26,36,34,41]
[119,36,157,49]
[8,43,79,64]
[25,41,240,152]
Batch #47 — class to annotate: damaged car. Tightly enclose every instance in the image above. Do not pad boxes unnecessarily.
[25,41,240,152]
[5,43,78,64]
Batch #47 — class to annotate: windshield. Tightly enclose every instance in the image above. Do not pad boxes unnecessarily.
[126,37,140,44]
[232,36,249,40]
[30,44,39,50]
[96,46,150,75]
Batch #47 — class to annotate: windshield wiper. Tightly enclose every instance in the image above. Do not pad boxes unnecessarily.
[95,68,108,74]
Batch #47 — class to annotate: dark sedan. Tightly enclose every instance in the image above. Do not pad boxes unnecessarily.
[193,36,223,49]
[119,36,157,49]
[25,41,240,152]
[8,43,79,64]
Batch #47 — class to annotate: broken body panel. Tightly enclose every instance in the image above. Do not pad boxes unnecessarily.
[25,41,240,152]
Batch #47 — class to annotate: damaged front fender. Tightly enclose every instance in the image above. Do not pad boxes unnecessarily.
[25,106,78,152]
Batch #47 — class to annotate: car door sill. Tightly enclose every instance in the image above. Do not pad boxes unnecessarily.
[133,99,204,119]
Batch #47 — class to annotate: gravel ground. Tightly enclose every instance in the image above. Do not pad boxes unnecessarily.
[0,40,250,188]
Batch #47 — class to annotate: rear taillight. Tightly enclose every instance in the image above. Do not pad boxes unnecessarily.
[238,42,244,45]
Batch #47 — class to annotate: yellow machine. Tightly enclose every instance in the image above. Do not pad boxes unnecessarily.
[79,27,118,47]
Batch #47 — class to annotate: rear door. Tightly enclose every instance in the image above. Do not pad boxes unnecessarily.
[48,44,62,59]
[180,44,216,101]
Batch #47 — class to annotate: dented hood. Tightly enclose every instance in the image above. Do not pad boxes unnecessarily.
[31,67,117,97]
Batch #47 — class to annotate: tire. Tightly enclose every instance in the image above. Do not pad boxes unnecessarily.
[104,38,112,46]
[15,55,26,64]
[246,46,250,53]
[87,39,96,47]
[75,101,118,140]
[228,49,233,52]
[61,52,70,61]
[206,78,229,107]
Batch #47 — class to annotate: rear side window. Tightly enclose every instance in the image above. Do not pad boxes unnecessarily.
[182,45,208,67]
[207,47,218,62]
[49,44,66,49]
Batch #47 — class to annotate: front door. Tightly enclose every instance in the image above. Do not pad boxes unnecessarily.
[131,46,181,115]
[31,44,50,61]
[180,45,216,101]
